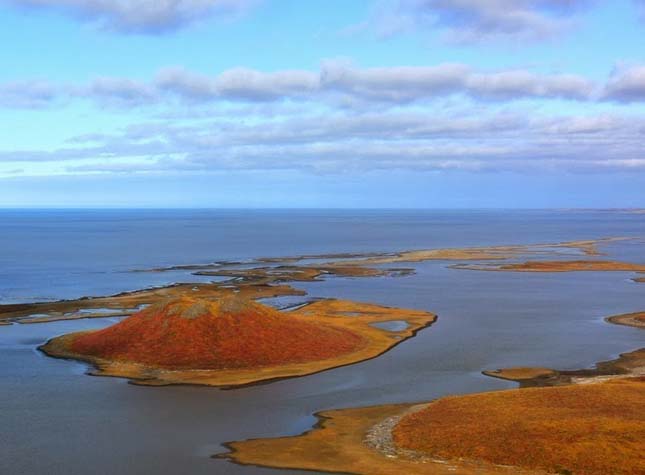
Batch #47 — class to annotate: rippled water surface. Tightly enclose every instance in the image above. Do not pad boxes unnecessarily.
[1,209,643,475]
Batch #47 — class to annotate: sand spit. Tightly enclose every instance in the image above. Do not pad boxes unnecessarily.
[485,309,644,387]
[606,311,645,329]
[484,348,644,387]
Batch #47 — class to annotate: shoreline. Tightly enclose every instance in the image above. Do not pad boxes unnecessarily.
[483,310,644,386]
[220,310,644,474]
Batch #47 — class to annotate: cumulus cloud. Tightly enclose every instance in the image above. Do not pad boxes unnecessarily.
[155,67,219,100]
[320,61,469,101]
[156,66,319,101]
[603,64,645,103]
[369,0,593,43]
[0,80,59,108]
[81,77,158,107]
[215,68,320,101]
[320,60,594,101]
[4,0,257,34]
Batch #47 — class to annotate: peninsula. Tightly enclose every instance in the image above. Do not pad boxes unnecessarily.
[221,310,644,474]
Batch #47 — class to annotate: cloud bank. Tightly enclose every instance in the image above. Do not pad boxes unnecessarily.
[0,61,614,109]
[3,108,644,177]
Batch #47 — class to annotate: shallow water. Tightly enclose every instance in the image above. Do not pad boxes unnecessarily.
[370,320,410,331]
[0,210,644,475]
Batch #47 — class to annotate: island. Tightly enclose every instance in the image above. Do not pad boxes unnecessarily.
[39,295,436,387]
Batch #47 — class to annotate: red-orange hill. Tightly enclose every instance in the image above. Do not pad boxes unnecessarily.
[70,296,365,370]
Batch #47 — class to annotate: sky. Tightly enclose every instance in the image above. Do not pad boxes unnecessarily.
[1,0,645,208]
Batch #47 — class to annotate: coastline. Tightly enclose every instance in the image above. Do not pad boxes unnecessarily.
[220,310,644,474]
[484,310,644,386]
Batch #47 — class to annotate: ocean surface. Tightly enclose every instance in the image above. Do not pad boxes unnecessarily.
[1,209,644,475]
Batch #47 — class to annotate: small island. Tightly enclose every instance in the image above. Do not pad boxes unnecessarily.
[39,295,435,387]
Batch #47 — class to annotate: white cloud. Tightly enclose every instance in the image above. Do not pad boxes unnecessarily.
[368,0,593,43]
[4,0,257,33]
[156,66,319,101]
[0,80,59,108]
[320,60,595,101]
[4,110,645,177]
[82,77,158,107]
[603,64,645,103]
[0,62,599,110]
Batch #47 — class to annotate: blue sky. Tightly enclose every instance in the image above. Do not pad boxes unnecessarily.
[1,0,645,208]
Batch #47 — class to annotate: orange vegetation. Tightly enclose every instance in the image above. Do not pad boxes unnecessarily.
[393,378,645,475]
[69,296,364,370]
[497,260,645,272]
[607,311,645,329]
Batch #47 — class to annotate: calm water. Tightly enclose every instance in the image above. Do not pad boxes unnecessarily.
[1,210,644,475]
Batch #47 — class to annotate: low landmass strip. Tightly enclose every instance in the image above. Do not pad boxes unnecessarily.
[607,311,645,329]
[221,311,644,474]
[39,296,435,387]
[452,260,645,273]
[484,348,644,387]
[0,238,626,326]
[0,281,303,325]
